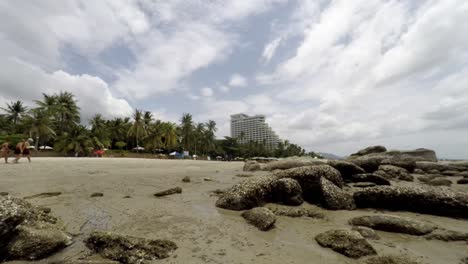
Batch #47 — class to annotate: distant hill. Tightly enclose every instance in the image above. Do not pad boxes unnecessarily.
[318,152,343,160]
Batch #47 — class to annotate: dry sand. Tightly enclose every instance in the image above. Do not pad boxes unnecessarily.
[1,158,468,264]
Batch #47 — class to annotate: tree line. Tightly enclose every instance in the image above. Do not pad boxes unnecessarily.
[0,91,319,158]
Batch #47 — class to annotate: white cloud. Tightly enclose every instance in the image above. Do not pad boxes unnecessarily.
[0,58,132,121]
[229,73,248,87]
[219,85,230,93]
[261,37,282,62]
[200,87,214,97]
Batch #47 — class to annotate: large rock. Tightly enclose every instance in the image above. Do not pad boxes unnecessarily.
[7,224,72,260]
[425,178,452,186]
[349,215,436,235]
[319,177,355,210]
[315,229,376,259]
[350,174,391,186]
[351,226,380,240]
[424,228,468,242]
[351,146,387,156]
[397,148,437,162]
[216,165,343,210]
[273,165,344,203]
[415,161,458,172]
[262,158,326,171]
[84,231,177,263]
[241,207,276,231]
[374,165,413,181]
[457,178,468,184]
[353,186,468,218]
[153,187,182,197]
[271,178,303,205]
[327,160,365,179]
[348,156,384,173]
[215,175,275,210]
[243,161,262,171]
[0,196,65,260]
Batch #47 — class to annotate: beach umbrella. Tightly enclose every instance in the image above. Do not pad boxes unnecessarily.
[39,146,53,150]
[132,146,145,151]
[169,151,177,156]
[27,146,35,149]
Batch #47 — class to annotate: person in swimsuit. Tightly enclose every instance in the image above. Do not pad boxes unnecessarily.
[0,141,10,163]
[22,139,32,163]
[14,139,25,163]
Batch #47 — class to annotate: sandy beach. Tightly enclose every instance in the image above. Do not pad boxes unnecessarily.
[1,158,468,264]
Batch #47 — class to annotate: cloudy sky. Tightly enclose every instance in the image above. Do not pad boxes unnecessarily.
[1,0,467,158]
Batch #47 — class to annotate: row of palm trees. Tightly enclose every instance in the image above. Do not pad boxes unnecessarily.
[0,92,219,156]
[0,91,315,158]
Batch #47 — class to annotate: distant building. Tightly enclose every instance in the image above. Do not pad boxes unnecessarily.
[230,113,281,149]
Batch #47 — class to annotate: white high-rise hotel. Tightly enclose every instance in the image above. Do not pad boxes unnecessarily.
[230,113,281,149]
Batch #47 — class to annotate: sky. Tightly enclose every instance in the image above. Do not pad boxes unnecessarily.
[1,0,468,159]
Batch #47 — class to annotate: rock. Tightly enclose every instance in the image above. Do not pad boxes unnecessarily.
[352,182,377,188]
[425,178,451,186]
[461,257,468,264]
[217,165,343,210]
[0,196,67,260]
[458,171,468,177]
[398,148,437,162]
[351,146,387,156]
[84,231,177,263]
[416,161,456,172]
[348,156,384,173]
[315,229,376,258]
[375,165,413,181]
[7,225,72,260]
[0,192,8,196]
[424,228,468,242]
[24,192,62,199]
[442,170,459,176]
[351,226,380,240]
[264,204,325,219]
[413,169,425,174]
[327,160,365,179]
[262,158,326,171]
[241,207,276,231]
[271,178,303,206]
[319,177,355,210]
[122,196,131,199]
[349,215,436,235]
[364,255,421,264]
[154,187,182,197]
[350,174,391,186]
[380,158,416,173]
[274,165,344,203]
[243,161,261,171]
[418,174,438,183]
[215,175,275,210]
[203,178,213,181]
[182,176,190,182]
[90,192,104,197]
[353,186,468,218]
[457,178,468,184]
[236,173,254,178]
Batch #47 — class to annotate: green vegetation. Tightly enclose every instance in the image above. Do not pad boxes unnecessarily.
[0,91,317,158]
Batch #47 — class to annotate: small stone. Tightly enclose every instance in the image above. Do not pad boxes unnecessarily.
[457,178,468,184]
[123,196,131,198]
[236,173,254,178]
[203,178,213,181]
[364,255,421,264]
[426,178,451,186]
[182,176,191,182]
[0,192,9,196]
[154,187,182,197]
[90,192,104,198]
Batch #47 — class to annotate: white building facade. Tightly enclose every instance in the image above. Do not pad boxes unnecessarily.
[230,113,281,149]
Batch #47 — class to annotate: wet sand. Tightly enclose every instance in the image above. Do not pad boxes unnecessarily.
[1,158,467,264]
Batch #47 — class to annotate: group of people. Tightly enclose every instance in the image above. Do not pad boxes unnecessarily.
[0,139,32,164]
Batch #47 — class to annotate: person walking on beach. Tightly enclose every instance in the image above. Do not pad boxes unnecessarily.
[0,141,10,163]
[13,139,26,163]
[22,139,32,163]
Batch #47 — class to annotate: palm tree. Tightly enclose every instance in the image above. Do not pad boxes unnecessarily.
[90,114,110,148]
[179,113,194,151]
[107,117,131,147]
[127,109,147,150]
[54,125,96,155]
[143,111,153,130]
[55,91,80,133]
[23,109,56,150]
[34,93,57,114]
[161,122,178,149]
[194,123,205,155]
[1,100,28,127]
[204,120,217,154]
